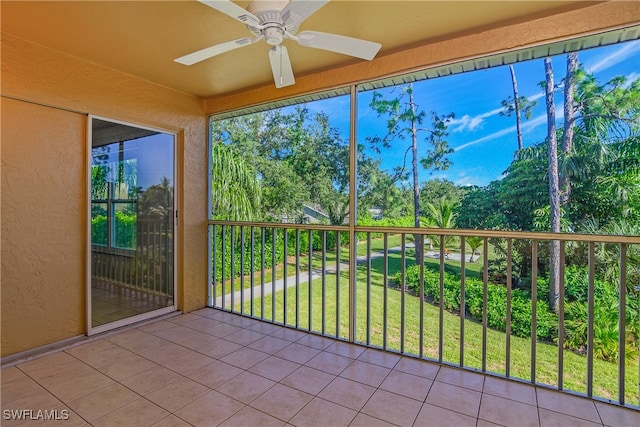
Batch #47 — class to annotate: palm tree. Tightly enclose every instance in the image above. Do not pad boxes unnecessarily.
[422,197,458,253]
[211,142,261,221]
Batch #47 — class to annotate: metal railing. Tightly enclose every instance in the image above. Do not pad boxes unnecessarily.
[92,219,174,299]
[208,220,640,409]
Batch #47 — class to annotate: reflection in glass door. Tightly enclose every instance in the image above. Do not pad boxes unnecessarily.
[89,117,176,332]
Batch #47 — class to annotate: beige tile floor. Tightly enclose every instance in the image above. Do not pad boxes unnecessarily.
[2,309,640,427]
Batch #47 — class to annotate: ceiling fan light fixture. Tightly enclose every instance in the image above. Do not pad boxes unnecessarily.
[264,26,284,45]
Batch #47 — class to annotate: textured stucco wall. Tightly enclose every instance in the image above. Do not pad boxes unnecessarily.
[1,33,208,356]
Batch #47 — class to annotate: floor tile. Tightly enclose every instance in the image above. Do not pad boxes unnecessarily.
[275,342,321,364]
[339,360,390,387]
[120,365,182,395]
[44,370,115,403]
[250,383,313,422]
[219,405,285,427]
[539,408,603,426]
[248,355,301,382]
[92,397,169,427]
[289,397,357,427]
[193,338,242,359]
[357,348,401,369]
[478,393,539,426]
[220,347,270,369]
[139,341,191,364]
[425,381,481,418]
[215,371,276,403]
[145,377,210,412]
[224,329,266,346]
[393,357,440,379]
[361,389,423,427]
[185,359,243,389]
[318,377,376,410]
[349,413,397,427]
[179,317,219,332]
[105,329,165,354]
[174,390,244,427]
[305,351,353,375]
[379,370,433,401]
[482,376,537,405]
[324,341,366,359]
[281,366,336,395]
[269,327,308,342]
[595,401,640,427]
[414,403,477,427]
[158,349,214,375]
[67,383,138,421]
[296,334,335,350]
[202,322,243,338]
[537,388,601,423]
[248,336,292,354]
[1,377,63,413]
[435,366,485,392]
[151,414,193,427]
[99,354,157,381]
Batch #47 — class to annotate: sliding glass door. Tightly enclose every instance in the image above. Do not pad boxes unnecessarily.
[89,117,176,333]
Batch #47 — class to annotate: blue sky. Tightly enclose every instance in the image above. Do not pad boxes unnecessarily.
[301,39,639,188]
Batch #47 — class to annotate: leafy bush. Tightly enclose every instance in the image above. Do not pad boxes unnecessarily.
[393,263,639,359]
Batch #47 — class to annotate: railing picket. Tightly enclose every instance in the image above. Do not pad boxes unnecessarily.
[366,233,372,346]
[587,241,595,398]
[460,237,466,368]
[336,230,341,339]
[230,225,235,312]
[401,234,406,354]
[383,233,388,350]
[250,226,255,318]
[482,237,488,372]
[296,229,300,329]
[221,225,226,311]
[419,236,425,359]
[308,229,313,332]
[240,226,245,315]
[322,230,327,335]
[260,227,265,320]
[531,240,538,384]
[212,224,217,307]
[558,241,566,390]
[506,238,512,377]
[284,229,288,325]
[439,235,445,363]
[272,227,277,323]
[619,243,627,405]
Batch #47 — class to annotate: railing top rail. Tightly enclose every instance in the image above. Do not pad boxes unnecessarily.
[208,220,640,244]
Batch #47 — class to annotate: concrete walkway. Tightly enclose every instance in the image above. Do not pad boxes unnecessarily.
[215,244,466,307]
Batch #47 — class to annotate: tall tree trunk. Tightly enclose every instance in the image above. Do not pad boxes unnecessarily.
[544,57,561,313]
[509,65,524,151]
[409,85,423,265]
[560,52,578,205]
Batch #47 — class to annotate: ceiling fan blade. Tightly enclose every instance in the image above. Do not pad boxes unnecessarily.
[268,45,295,88]
[197,0,261,28]
[281,0,329,27]
[175,37,258,65]
[295,31,381,60]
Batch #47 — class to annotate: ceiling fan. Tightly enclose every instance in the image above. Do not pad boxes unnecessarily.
[175,0,382,88]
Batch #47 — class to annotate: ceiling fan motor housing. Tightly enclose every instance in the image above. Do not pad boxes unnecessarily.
[247,0,298,44]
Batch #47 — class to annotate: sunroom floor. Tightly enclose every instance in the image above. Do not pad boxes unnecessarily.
[2,308,639,426]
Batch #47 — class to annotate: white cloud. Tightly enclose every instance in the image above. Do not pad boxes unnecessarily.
[587,40,640,74]
[623,72,640,88]
[447,106,505,132]
[453,107,562,152]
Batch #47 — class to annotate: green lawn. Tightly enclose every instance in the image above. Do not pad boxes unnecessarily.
[230,249,639,405]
